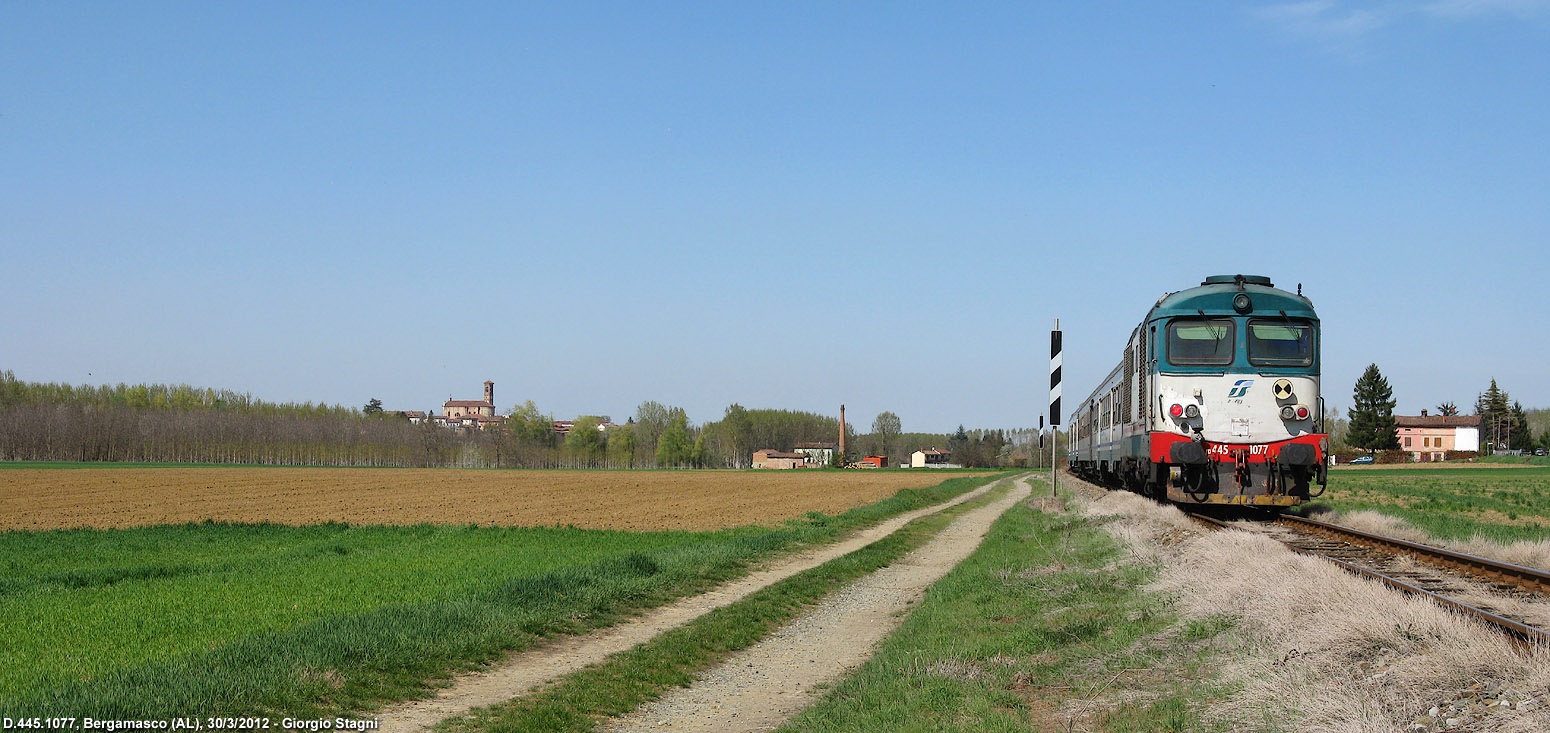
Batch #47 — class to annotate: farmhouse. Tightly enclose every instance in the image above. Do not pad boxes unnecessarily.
[1396,410,1481,462]
[911,448,957,468]
[553,420,620,435]
[753,449,811,470]
[793,441,837,466]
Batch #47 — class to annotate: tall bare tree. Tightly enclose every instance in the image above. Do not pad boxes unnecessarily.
[870,411,901,461]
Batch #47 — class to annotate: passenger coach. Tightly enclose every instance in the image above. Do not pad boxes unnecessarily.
[1068,275,1328,506]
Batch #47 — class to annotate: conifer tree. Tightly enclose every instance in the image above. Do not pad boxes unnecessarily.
[1347,363,1399,454]
[1475,379,1511,453]
[1510,402,1533,451]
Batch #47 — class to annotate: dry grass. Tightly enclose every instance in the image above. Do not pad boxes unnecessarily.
[1152,531,1550,731]
[1072,488,1550,732]
[1420,575,1550,629]
[1334,509,1550,570]
[1076,489,1200,566]
[0,467,978,531]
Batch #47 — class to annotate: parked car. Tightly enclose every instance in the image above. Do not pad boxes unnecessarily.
[1537,449,1546,456]
[1349,456,1375,465]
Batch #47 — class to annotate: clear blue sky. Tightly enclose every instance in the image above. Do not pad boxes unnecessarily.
[3,2,1546,433]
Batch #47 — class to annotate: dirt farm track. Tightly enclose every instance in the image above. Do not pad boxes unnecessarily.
[0,467,980,531]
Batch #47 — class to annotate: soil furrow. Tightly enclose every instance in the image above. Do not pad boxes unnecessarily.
[0,467,977,531]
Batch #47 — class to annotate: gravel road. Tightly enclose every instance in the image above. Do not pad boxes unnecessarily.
[372,474,1016,733]
[602,474,1036,732]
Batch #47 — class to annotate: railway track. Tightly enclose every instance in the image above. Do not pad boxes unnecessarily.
[1186,511,1550,646]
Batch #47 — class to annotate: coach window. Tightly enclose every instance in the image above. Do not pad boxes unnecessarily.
[1247,320,1314,367]
[1167,319,1235,366]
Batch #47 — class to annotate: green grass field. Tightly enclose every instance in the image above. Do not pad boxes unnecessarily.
[777,499,1216,732]
[0,473,1009,718]
[1309,467,1550,543]
[438,480,1012,732]
[1478,455,1550,467]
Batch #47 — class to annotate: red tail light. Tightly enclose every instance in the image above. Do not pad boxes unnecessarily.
[1170,403,1184,418]
[1296,406,1309,419]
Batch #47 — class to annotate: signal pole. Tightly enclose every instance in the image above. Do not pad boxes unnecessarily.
[1050,319,1062,497]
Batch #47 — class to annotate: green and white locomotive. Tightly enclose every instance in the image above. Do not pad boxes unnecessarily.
[1068,275,1328,506]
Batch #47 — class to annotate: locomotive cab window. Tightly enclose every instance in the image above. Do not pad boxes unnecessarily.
[1247,320,1314,367]
[1167,319,1235,366]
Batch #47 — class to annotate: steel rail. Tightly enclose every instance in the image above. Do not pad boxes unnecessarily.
[1278,544,1550,646]
[1184,512,1550,647]
[1275,514,1550,595]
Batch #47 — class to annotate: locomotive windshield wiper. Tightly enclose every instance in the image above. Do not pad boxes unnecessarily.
[1278,309,1307,357]
[1198,309,1226,357]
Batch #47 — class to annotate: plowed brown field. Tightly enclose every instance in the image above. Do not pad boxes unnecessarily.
[0,468,980,531]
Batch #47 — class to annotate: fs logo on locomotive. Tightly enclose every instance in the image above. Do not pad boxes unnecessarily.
[1227,379,1254,398]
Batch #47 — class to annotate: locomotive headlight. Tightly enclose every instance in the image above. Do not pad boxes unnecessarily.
[1233,293,1253,313]
[1296,405,1309,419]
[1184,404,1200,418]
[1279,406,1297,420]
[1170,403,1184,418]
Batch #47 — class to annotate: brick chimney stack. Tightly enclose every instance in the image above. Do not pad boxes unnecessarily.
[1421,409,1428,417]
[484,381,494,407]
[839,404,846,460]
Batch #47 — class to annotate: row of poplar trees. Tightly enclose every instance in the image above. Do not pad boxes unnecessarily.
[2,370,1051,468]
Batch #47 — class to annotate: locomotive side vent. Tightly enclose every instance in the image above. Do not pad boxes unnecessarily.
[1138,327,1149,421]
[1122,345,1133,423]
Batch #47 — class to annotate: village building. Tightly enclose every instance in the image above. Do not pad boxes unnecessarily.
[435,381,505,430]
[444,381,497,419]
[911,448,956,468]
[752,449,811,469]
[1396,410,1481,462]
[793,441,837,466]
[553,420,619,435]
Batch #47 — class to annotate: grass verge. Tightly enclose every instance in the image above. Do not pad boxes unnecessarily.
[778,495,1223,732]
[1311,467,1550,543]
[1,472,1013,717]
[435,478,1020,732]
[1478,455,1550,467]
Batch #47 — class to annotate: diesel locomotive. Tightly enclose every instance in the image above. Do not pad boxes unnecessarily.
[1067,274,1328,506]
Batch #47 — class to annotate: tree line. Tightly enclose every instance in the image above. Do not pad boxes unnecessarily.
[0,371,461,466]
[1,371,1048,469]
